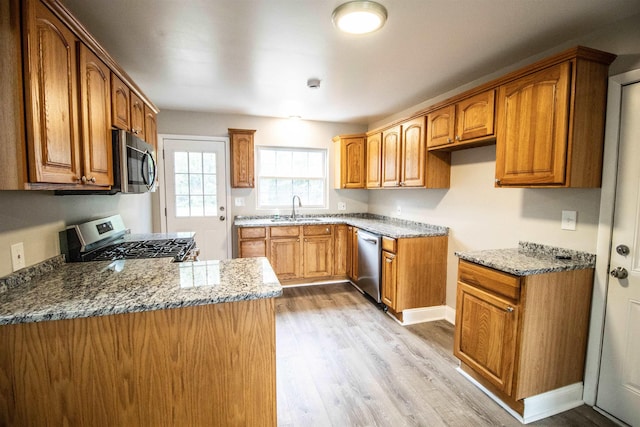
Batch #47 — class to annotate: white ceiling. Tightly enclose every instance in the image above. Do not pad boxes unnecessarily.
[62,0,640,125]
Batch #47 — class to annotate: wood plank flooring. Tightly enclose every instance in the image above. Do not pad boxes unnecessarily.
[275,283,617,427]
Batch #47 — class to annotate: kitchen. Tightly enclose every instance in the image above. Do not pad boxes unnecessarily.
[1,0,640,425]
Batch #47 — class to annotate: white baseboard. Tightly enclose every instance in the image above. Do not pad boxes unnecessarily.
[444,306,456,325]
[387,305,446,325]
[456,367,584,424]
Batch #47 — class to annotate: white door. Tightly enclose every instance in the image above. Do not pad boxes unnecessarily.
[596,81,640,426]
[163,138,229,260]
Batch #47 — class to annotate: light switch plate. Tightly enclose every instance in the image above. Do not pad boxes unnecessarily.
[234,197,245,207]
[561,210,577,231]
[11,242,25,272]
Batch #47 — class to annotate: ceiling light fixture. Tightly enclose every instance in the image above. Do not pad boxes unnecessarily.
[332,1,387,34]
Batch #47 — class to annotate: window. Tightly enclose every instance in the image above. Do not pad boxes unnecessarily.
[257,147,327,209]
[173,151,218,217]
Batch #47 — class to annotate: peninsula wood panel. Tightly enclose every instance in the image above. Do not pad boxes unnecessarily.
[24,0,82,185]
[0,300,277,426]
[400,116,426,187]
[366,132,382,188]
[78,43,113,187]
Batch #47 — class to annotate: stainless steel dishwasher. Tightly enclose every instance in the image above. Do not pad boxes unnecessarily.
[356,229,382,303]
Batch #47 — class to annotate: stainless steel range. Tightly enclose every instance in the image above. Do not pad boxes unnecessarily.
[61,215,196,263]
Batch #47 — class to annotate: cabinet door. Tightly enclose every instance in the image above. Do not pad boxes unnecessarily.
[381,126,401,187]
[269,238,301,280]
[130,92,145,139]
[381,251,397,310]
[78,44,113,187]
[454,282,519,396]
[341,136,365,188]
[144,105,158,152]
[349,227,359,281]
[110,73,130,131]
[24,1,81,184]
[334,224,348,276]
[229,129,255,188]
[426,105,455,148]
[401,117,426,187]
[456,90,495,142]
[495,63,571,186]
[366,133,382,188]
[303,236,333,278]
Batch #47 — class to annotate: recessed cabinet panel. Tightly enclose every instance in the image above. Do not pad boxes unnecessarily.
[495,63,571,186]
[130,92,145,139]
[25,0,81,184]
[456,90,495,142]
[78,44,113,187]
[110,73,130,131]
[366,133,382,188]
[334,134,365,189]
[381,126,401,187]
[229,129,256,188]
[427,105,455,148]
[401,117,426,187]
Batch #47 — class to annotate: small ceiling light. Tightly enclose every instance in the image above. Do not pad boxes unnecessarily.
[332,1,387,34]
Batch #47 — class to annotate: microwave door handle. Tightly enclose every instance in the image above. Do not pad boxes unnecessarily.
[147,151,157,189]
[141,150,156,190]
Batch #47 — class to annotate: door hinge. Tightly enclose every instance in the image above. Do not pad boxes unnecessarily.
[162,149,165,160]
[164,207,167,217]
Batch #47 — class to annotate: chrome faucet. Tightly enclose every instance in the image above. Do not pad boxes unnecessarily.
[291,195,302,221]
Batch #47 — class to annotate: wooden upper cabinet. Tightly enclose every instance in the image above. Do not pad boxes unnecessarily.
[23,0,82,185]
[110,73,130,131]
[427,90,495,150]
[144,104,158,152]
[130,92,145,140]
[400,116,426,187]
[333,134,365,189]
[381,126,402,187]
[366,132,382,188]
[495,63,571,187]
[426,105,455,149]
[229,128,256,188]
[78,43,113,187]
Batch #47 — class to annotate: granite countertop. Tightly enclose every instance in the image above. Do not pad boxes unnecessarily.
[234,214,448,238]
[0,255,282,326]
[455,241,596,276]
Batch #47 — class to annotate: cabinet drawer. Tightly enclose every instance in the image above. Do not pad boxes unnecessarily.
[382,236,396,253]
[458,260,520,300]
[239,227,267,239]
[270,226,300,238]
[303,225,332,236]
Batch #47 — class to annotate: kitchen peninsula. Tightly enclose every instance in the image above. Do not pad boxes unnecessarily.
[0,256,281,426]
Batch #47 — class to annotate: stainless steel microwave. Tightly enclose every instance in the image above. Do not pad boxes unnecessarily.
[113,129,157,193]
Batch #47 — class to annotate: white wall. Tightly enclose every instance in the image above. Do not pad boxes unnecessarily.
[0,191,152,277]
[156,111,369,227]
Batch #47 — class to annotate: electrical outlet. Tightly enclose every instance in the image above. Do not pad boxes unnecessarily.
[561,210,577,231]
[337,202,346,211]
[234,197,245,207]
[396,206,402,216]
[11,242,25,272]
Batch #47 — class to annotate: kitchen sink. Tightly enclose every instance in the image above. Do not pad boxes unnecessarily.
[270,217,322,223]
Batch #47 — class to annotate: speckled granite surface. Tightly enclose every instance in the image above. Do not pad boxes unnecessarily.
[455,241,596,276]
[234,214,448,238]
[0,257,282,325]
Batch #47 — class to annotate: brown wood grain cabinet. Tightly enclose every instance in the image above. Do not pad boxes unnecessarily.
[334,224,348,276]
[366,132,382,188]
[110,73,130,130]
[269,226,302,281]
[454,260,595,415]
[144,104,158,153]
[130,92,145,140]
[494,50,614,187]
[237,227,268,258]
[78,44,114,187]
[380,235,447,318]
[400,117,427,187]
[229,128,256,188]
[381,125,402,187]
[302,225,334,278]
[347,226,359,282]
[333,134,366,189]
[427,90,496,151]
[0,299,277,426]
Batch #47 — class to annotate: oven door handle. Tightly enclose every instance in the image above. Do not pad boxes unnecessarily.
[141,150,157,190]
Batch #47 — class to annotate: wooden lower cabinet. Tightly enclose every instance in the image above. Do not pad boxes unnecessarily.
[347,226,359,282]
[334,224,348,276]
[454,259,595,414]
[381,235,447,318]
[237,226,268,258]
[269,237,302,281]
[0,299,277,426]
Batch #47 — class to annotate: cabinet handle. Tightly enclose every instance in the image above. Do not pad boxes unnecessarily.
[326,228,330,233]
[455,135,461,141]
[505,306,514,313]
[399,182,405,186]
[495,178,501,185]
[447,138,453,143]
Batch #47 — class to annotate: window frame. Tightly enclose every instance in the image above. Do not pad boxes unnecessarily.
[255,146,328,210]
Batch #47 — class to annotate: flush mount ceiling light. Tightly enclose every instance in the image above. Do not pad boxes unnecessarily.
[332,1,387,34]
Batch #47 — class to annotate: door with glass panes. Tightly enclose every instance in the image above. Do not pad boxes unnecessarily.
[163,138,228,260]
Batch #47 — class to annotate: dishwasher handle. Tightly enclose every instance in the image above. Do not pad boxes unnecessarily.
[362,237,378,244]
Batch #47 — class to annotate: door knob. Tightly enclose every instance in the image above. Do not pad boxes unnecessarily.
[219,215,226,221]
[610,267,628,279]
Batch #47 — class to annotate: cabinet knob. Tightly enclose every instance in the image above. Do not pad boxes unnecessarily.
[495,178,501,185]
[447,138,453,143]
[81,176,87,183]
[455,135,461,141]
[505,306,514,313]
[89,177,96,183]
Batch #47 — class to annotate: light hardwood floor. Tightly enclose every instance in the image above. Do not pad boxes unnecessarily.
[275,283,617,427]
